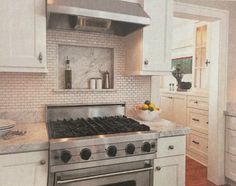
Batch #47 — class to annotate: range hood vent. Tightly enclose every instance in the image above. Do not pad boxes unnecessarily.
[47,0,150,36]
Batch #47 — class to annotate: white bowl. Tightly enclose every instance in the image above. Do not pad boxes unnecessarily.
[135,109,161,121]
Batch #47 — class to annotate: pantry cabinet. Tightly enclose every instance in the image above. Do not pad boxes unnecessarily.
[0,0,47,73]
[125,0,173,75]
[0,151,48,186]
[154,136,186,186]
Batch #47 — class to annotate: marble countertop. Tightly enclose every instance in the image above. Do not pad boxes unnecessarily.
[0,118,190,155]
[133,117,191,138]
[160,89,208,97]
[0,123,48,155]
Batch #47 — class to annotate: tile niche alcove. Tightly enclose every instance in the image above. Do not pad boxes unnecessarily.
[57,45,114,91]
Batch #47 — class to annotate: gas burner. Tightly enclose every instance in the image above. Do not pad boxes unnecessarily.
[47,103,157,186]
[49,116,150,139]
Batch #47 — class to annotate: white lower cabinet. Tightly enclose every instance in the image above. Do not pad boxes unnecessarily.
[154,155,185,186]
[226,115,236,183]
[160,93,187,126]
[0,151,48,186]
[154,136,186,186]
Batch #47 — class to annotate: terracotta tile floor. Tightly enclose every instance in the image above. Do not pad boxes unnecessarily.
[186,157,216,186]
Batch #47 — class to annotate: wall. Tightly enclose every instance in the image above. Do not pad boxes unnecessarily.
[175,0,236,110]
[0,30,151,124]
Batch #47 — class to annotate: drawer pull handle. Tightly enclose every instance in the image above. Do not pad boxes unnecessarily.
[156,166,161,171]
[38,52,43,63]
[168,96,173,99]
[168,145,175,150]
[192,118,200,122]
[40,160,46,165]
[192,140,200,145]
[206,122,209,124]
[194,101,198,104]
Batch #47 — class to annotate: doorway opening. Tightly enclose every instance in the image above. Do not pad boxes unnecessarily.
[173,2,229,185]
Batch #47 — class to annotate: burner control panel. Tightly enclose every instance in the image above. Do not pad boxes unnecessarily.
[50,140,157,166]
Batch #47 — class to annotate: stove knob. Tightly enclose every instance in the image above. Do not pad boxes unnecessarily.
[61,150,72,163]
[80,148,92,160]
[126,143,135,154]
[142,142,151,152]
[107,146,117,157]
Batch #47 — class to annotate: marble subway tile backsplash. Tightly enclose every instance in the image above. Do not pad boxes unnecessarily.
[0,30,151,124]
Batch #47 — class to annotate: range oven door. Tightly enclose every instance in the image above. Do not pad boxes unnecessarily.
[54,160,153,186]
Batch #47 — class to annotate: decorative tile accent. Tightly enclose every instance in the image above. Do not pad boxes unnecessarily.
[0,30,151,123]
[58,45,114,89]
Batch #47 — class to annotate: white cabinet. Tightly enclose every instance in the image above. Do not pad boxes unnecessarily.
[160,93,187,125]
[154,136,186,186]
[154,156,185,186]
[225,115,236,182]
[125,0,173,75]
[0,0,47,73]
[0,151,48,186]
[186,95,208,166]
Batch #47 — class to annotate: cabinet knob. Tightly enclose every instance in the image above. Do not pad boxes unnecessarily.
[38,52,43,63]
[168,145,175,150]
[156,166,161,171]
[194,101,198,104]
[144,59,149,65]
[40,160,46,165]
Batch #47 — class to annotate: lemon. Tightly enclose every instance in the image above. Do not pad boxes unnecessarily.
[149,103,155,108]
[142,104,149,110]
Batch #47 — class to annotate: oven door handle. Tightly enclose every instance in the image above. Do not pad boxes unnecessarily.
[57,166,153,184]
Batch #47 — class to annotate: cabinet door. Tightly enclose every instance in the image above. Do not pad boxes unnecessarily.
[0,0,47,73]
[0,151,48,186]
[154,155,185,186]
[173,96,187,125]
[226,153,236,182]
[160,94,173,121]
[142,0,172,72]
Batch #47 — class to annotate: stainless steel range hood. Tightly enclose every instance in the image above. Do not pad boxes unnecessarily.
[47,0,150,36]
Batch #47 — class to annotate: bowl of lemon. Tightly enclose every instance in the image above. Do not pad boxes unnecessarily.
[135,100,161,121]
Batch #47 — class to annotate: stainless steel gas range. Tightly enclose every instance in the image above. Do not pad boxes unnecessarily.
[46,103,158,186]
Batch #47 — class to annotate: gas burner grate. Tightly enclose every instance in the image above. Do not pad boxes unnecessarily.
[49,116,150,139]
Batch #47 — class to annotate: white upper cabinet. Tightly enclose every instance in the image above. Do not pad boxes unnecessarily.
[125,0,173,75]
[0,0,47,73]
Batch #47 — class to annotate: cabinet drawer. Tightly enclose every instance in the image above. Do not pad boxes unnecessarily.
[226,129,236,155]
[189,109,208,134]
[226,153,236,182]
[157,136,186,158]
[187,96,208,110]
[226,116,236,131]
[188,131,208,157]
